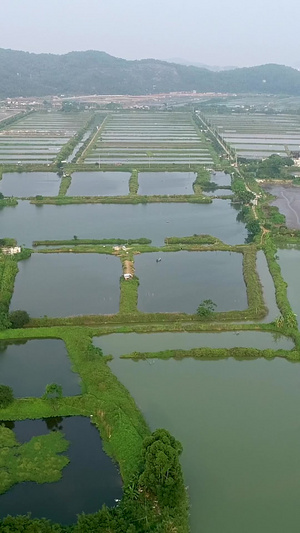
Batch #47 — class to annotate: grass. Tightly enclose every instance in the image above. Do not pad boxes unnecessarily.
[129,169,139,195]
[29,194,212,205]
[33,238,151,247]
[0,426,69,494]
[58,174,72,196]
[121,345,298,362]
[0,326,149,483]
[0,198,18,207]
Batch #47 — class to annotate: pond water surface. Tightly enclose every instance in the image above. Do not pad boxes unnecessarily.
[0,339,81,397]
[0,200,247,247]
[135,251,247,313]
[10,254,122,317]
[210,171,231,187]
[277,248,300,327]
[0,417,122,524]
[94,330,294,356]
[67,172,130,196]
[0,172,60,197]
[138,172,195,195]
[108,356,300,533]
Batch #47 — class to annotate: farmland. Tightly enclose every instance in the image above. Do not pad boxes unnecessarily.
[203,111,300,159]
[82,112,215,166]
[1,105,300,533]
[0,111,92,165]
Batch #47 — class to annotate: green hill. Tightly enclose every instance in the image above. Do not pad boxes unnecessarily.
[0,48,300,97]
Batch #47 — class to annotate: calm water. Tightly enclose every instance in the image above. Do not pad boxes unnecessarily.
[262,184,300,228]
[135,251,247,313]
[277,248,300,327]
[138,172,195,195]
[108,356,300,533]
[67,172,130,196]
[211,171,231,187]
[0,200,247,247]
[94,331,294,356]
[0,172,60,197]
[0,339,81,397]
[204,188,232,197]
[0,417,122,524]
[10,254,122,317]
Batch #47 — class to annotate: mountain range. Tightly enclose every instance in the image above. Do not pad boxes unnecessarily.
[1,48,300,98]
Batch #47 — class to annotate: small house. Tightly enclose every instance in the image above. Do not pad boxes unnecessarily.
[1,246,21,255]
[124,273,133,280]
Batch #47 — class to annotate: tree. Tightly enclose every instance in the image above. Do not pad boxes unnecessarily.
[196,299,217,317]
[139,429,184,507]
[8,310,30,329]
[0,384,14,408]
[0,192,4,200]
[43,383,63,400]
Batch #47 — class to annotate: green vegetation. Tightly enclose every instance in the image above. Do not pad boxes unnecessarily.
[0,325,189,531]
[8,310,30,329]
[33,238,151,247]
[165,234,223,245]
[0,255,19,329]
[59,174,72,196]
[122,345,297,362]
[129,169,139,195]
[243,154,294,181]
[1,49,300,97]
[0,425,69,494]
[0,195,18,207]
[30,194,212,205]
[197,299,217,318]
[263,235,297,330]
[0,385,14,408]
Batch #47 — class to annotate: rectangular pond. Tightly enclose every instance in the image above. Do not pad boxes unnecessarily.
[0,172,60,197]
[138,171,195,195]
[108,356,300,533]
[0,339,81,397]
[94,331,294,356]
[0,416,122,524]
[0,200,248,247]
[210,171,231,187]
[135,251,247,313]
[10,253,122,317]
[67,171,130,196]
[277,248,300,327]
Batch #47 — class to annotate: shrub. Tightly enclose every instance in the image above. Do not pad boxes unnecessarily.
[0,384,14,408]
[8,310,30,329]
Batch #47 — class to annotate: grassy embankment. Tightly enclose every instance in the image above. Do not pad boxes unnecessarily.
[21,240,266,327]
[0,325,189,532]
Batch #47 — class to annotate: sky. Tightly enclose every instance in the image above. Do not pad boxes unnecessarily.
[0,0,299,69]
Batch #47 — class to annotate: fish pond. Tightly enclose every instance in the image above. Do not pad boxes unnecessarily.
[210,171,231,187]
[0,416,122,524]
[138,171,195,195]
[107,353,300,533]
[277,248,300,327]
[0,339,81,397]
[94,330,294,356]
[0,172,60,197]
[0,200,247,247]
[10,253,122,317]
[135,251,247,313]
[67,171,130,196]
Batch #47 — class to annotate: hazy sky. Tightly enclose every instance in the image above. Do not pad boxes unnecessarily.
[1,0,299,68]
